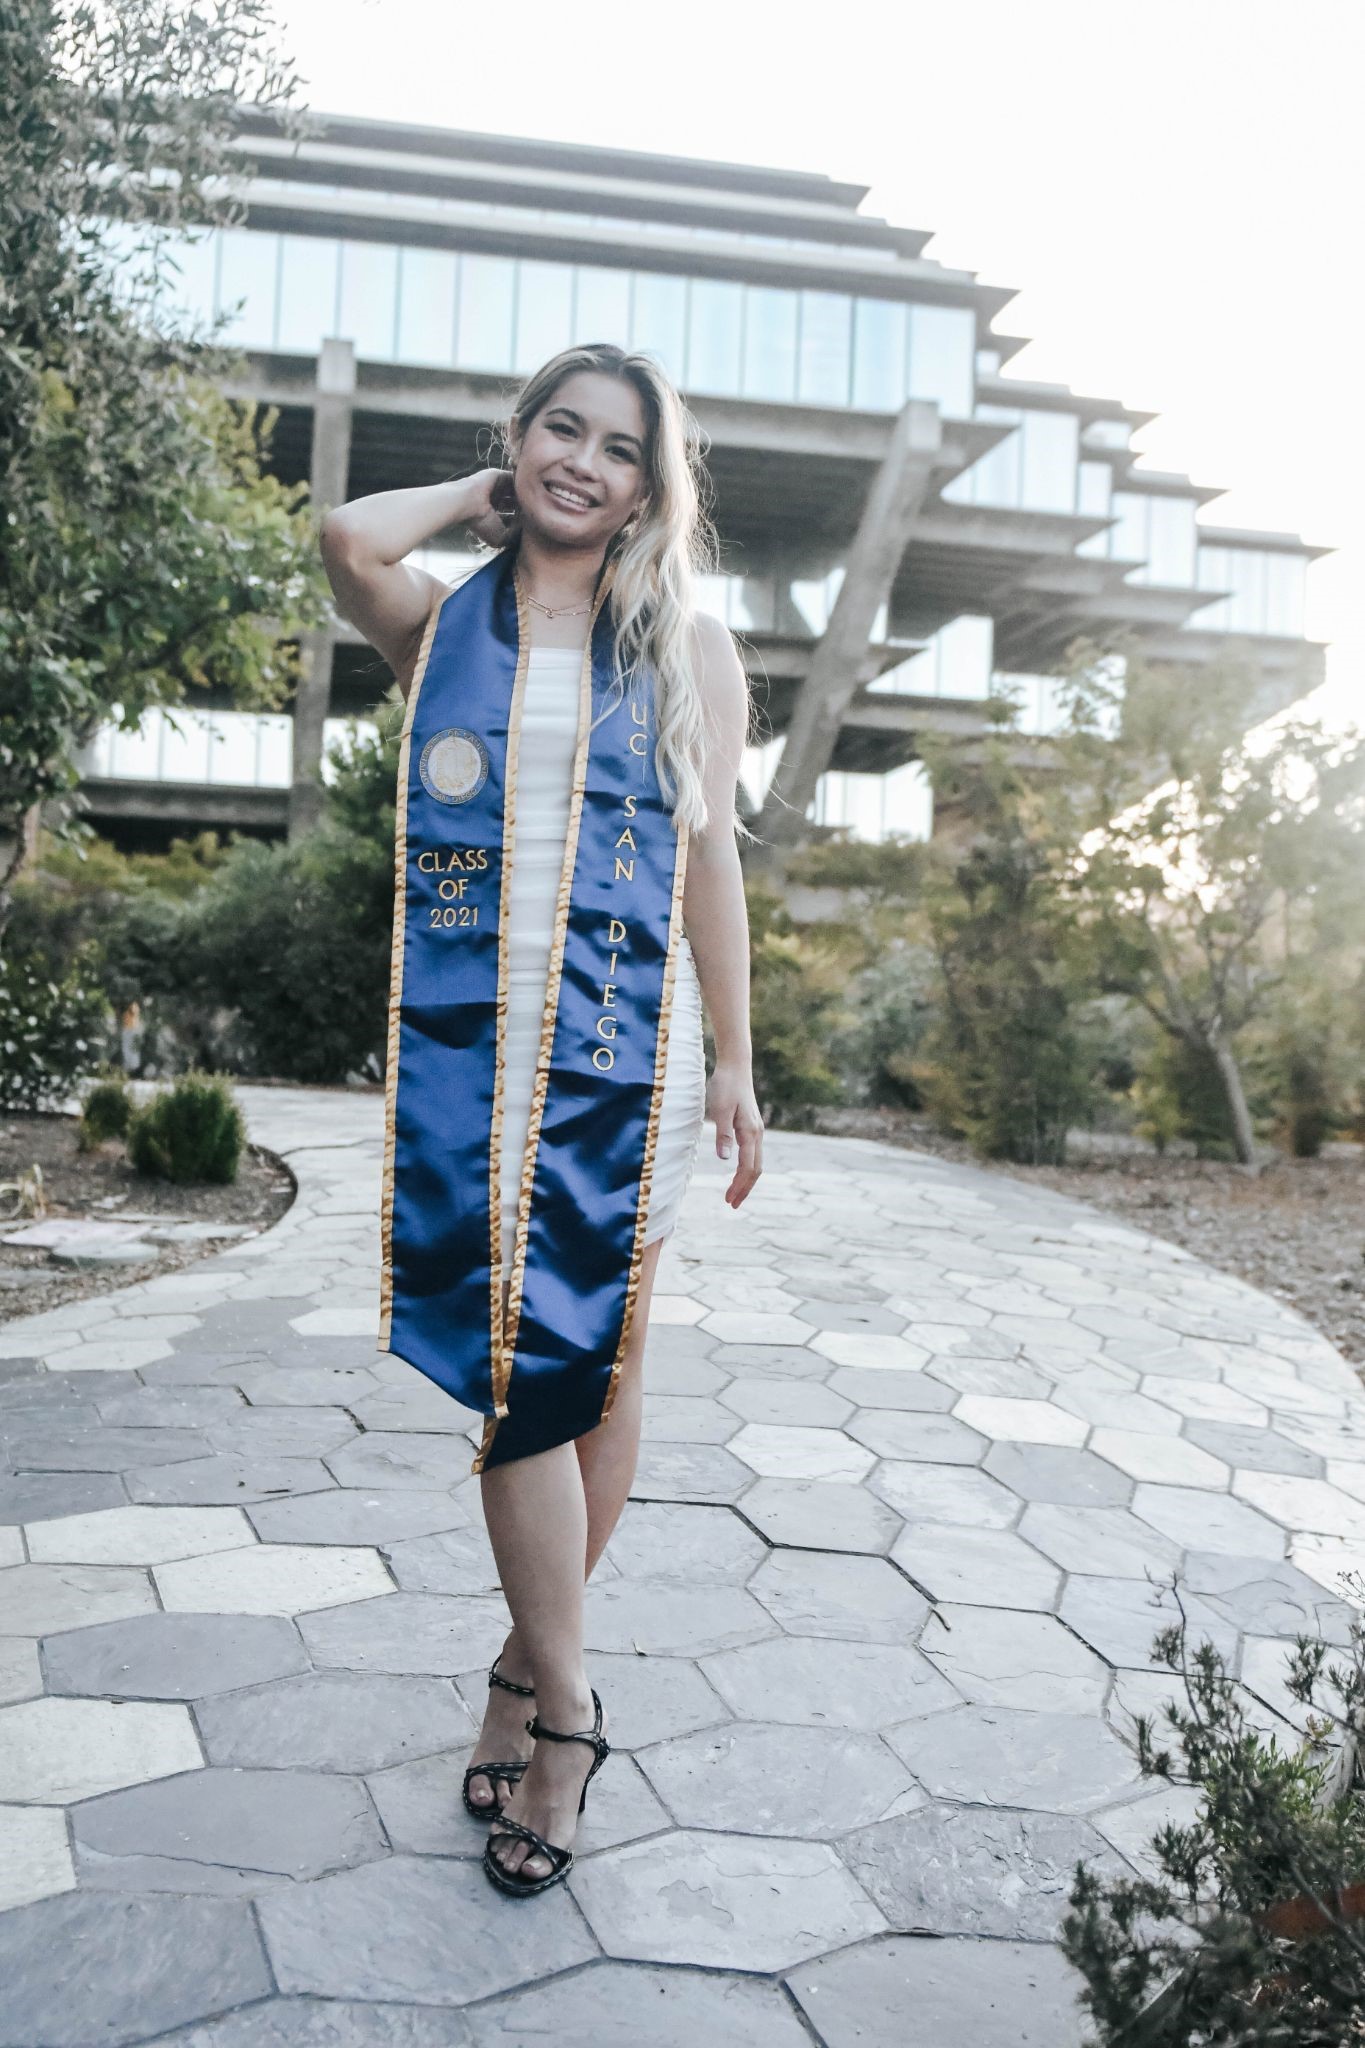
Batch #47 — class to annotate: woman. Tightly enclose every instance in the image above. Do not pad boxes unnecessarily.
[319,343,763,1898]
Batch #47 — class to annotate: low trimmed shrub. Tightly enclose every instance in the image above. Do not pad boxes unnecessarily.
[77,1072,134,1149]
[0,945,109,1111]
[128,1071,245,1185]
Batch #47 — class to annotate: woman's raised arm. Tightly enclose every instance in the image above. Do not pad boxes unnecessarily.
[319,471,513,697]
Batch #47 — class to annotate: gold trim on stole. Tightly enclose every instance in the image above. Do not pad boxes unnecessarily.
[599,819,690,1424]
[474,569,615,1472]
[377,577,452,1350]
[485,567,532,1417]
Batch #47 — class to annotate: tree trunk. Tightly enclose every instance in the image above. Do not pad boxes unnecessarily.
[1208,1031,1258,1166]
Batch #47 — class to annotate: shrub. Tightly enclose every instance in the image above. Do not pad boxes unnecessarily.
[0,944,109,1111]
[1061,1582,1365,2044]
[745,884,846,1127]
[829,942,937,1108]
[128,1071,245,1184]
[77,1071,133,1149]
[1131,1033,1237,1159]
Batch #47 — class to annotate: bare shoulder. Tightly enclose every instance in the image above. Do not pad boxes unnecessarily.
[690,608,747,695]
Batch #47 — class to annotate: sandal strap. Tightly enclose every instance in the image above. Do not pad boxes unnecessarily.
[463,1758,528,1784]
[527,1688,609,1764]
[487,1815,571,1876]
[487,1652,535,1699]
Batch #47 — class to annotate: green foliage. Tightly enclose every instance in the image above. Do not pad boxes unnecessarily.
[0,0,323,913]
[77,1071,134,1149]
[829,942,937,1108]
[0,943,108,1111]
[128,1071,245,1185]
[1060,1585,1365,2044]
[1132,1031,1238,1159]
[744,885,846,1127]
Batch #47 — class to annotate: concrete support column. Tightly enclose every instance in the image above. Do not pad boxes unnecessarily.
[289,338,356,840]
[745,400,942,881]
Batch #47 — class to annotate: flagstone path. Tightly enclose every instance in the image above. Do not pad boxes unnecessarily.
[2,1084,1364,2046]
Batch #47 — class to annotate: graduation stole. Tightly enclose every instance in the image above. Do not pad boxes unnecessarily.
[378,546,690,1472]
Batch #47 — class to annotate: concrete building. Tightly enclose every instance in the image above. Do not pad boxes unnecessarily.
[81,111,1329,851]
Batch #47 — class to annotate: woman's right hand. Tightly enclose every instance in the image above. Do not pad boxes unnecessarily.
[460,467,520,550]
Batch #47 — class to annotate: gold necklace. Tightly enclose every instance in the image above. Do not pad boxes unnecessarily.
[526,592,592,620]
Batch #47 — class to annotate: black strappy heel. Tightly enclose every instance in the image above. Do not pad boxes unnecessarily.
[461,1651,536,1820]
[483,1687,610,1897]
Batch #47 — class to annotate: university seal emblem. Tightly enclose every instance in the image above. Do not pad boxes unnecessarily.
[419,727,489,805]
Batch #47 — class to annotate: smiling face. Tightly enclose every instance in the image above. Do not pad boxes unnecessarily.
[511,369,651,553]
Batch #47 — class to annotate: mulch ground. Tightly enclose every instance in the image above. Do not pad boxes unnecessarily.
[814,1107,1365,1380]
[0,1111,296,1325]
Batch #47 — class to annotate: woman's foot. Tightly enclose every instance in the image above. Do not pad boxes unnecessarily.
[463,1637,535,1817]
[486,1681,607,1883]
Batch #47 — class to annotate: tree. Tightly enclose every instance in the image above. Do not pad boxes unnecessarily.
[1054,646,1365,1165]
[0,0,326,919]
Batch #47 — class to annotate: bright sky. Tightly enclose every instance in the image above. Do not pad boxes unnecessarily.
[273,0,1362,727]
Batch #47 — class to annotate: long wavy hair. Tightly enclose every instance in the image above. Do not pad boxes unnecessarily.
[494,342,740,840]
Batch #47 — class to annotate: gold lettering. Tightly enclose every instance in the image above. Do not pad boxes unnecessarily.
[614,827,638,851]
[595,1017,618,1041]
[608,919,627,944]
[623,795,637,817]
[437,877,469,901]
[631,700,647,726]
[592,1046,615,1070]
[601,982,617,1006]
[607,951,619,976]
[628,732,647,757]
[417,850,436,872]
[613,857,635,882]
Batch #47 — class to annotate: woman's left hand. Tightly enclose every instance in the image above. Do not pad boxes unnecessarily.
[707,1060,764,1212]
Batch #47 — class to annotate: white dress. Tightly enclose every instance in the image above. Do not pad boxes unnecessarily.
[498,645,707,1269]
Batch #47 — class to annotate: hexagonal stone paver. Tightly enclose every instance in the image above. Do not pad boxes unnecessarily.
[1,1561,159,1639]
[0,1423,207,1471]
[630,1441,754,1504]
[891,1524,1062,1609]
[953,1396,1089,1448]
[847,1409,988,1464]
[638,1721,916,1836]
[1020,1503,1183,1578]
[701,1634,958,1730]
[0,1891,272,2048]
[246,1489,470,1547]
[584,1579,774,1656]
[719,1376,853,1427]
[569,1828,885,1970]
[728,1424,874,1483]
[1059,1574,1241,1668]
[841,1800,1130,1938]
[1181,1548,1358,1644]
[571,1650,732,1748]
[0,1639,41,1705]
[1131,1483,1286,1557]
[1089,1428,1229,1487]
[0,1804,75,1912]
[196,1672,469,1773]
[983,1442,1135,1507]
[749,1549,930,1642]
[24,1504,256,1567]
[872,1461,1021,1528]
[131,2001,474,2046]
[919,1605,1109,1713]
[326,1434,470,1491]
[886,1705,1141,1811]
[0,1696,202,1802]
[43,1611,310,1700]
[126,1456,337,1506]
[737,1477,903,1554]
[297,1591,509,1675]
[601,1500,765,1582]
[367,1745,668,1860]
[809,1331,930,1372]
[154,1543,392,1617]
[72,1768,384,1883]
[259,1853,595,2002]
[465,1960,813,2048]
[785,1931,1089,2048]
[1232,1469,1365,1539]
[372,1525,503,1597]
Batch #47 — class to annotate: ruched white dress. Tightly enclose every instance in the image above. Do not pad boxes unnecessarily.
[498,645,707,1270]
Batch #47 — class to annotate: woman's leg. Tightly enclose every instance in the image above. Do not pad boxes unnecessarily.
[474,1236,669,1876]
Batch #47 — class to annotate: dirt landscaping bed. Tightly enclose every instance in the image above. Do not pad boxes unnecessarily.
[0,1110,296,1326]
[815,1107,1365,1380]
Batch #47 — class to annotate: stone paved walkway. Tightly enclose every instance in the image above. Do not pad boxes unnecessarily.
[2,1087,1365,2046]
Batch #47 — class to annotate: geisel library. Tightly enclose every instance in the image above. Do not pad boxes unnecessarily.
[82,112,1328,854]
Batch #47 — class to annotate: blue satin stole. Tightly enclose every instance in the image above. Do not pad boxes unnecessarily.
[378,548,689,1472]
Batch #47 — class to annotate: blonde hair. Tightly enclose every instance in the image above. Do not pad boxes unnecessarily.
[495,342,739,839]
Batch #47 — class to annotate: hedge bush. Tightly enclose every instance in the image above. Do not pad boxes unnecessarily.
[128,1071,245,1184]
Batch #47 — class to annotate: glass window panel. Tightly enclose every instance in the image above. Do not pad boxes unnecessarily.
[216,228,279,350]
[1194,547,1234,629]
[109,713,163,781]
[1229,551,1267,633]
[686,278,743,395]
[1020,412,1078,513]
[742,287,797,401]
[951,403,1022,507]
[908,304,974,416]
[257,717,293,788]
[275,234,340,355]
[1110,493,1150,568]
[158,708,211,784]
[205,713,261,786]
[1146,496,1197,585]
[455,253,515,371]
[514,259,574,373]
[338,239,399,360]
[731,574,777,634]
[880,760,933,841]
[630,271,687,382]
[1077,460,1111,517]
[156,230,218,335]
[1265,552,1306,636]
[397,246,457,365]
[798,291,852,406]
[937,614,994,698]
[573,265,632,346]
[852,298,908,411]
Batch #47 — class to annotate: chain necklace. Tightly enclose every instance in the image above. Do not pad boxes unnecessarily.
[525,592,592,620]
